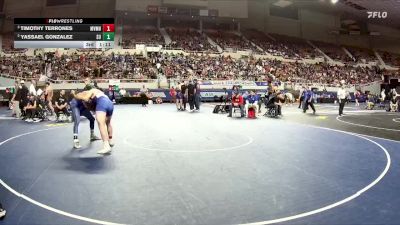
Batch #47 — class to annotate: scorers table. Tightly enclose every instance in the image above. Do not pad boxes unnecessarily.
[14,18,114,49]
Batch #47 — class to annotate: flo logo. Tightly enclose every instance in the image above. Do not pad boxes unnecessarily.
[367,11,388,19]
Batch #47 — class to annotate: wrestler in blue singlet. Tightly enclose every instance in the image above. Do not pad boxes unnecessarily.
[70,98,99,148]
[92,92,114,117]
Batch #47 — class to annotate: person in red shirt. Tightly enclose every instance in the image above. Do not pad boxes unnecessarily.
[169,86,176,103]
[228,91,244,117]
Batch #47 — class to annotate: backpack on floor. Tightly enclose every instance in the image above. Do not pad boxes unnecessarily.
[248,107,256,119]
[213,105,220,113]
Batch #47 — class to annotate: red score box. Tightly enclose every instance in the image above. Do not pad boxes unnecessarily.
[102,24,114,32]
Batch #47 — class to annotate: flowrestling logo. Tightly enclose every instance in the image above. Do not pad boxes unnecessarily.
[367,11,388,19]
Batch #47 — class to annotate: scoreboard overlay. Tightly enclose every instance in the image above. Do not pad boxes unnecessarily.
[14,18,115,49]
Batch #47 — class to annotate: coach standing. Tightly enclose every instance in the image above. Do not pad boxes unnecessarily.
[11,80,21,118]
[187,80,195,112]
[194,79,201,111]
[337,82,347,116]
[181,81,188,111]
[19,80,29,118]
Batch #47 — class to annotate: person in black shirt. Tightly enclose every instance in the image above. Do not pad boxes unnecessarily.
[194,79,201,111]
[180,80,188,111]
[55,90,69,120]
[19,80,29,118]
[298,86,305,109]
[37,93,47,112]
[187,80,195,112]
[140,85,149,107]
[24,94,37,122]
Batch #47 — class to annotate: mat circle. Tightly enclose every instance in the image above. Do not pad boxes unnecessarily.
[0,125,392,225]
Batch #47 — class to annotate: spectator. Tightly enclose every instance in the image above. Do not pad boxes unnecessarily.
[29,79,37,96]
[54,90,69,121]
[119,88,127,97]
[0,50,391,85]
[245,90,259,115]
[169,86,176,103]
[228,90,244,117]
[23,94,37,122]
[381,89,386,102]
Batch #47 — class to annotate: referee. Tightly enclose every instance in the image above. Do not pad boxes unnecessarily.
[337,81,347,116]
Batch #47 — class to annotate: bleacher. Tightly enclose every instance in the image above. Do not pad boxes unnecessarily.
[379,50,400,67]
[166,28,217,52]
[313,41,351,62]
[121,27,164,49]
[345,46,376,64]
[1,33,28,54]
[205,30,256,52]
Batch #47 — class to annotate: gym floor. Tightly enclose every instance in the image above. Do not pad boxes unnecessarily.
[0,103,399,225]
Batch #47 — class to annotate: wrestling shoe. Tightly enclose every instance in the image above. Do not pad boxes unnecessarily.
[97,145,112,155]
[109,139,115,147]
[73,139,81,149]
[90,135,101,141]
[0,207,6,219]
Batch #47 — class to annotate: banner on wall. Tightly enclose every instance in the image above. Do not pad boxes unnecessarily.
[199,9,209,16]
[147,5,159,13]
[200,80,268,86]
[109,79,120,86]
[200,92,226,98]
[159,7,168,14]
[150,92,166,98]
[255,82,268,86]
[135,44,145,51]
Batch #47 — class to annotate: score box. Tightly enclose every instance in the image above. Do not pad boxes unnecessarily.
[102,24,114,32]
[103,32,114,41]
[83,41,96,48]
[96,41,114,48]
